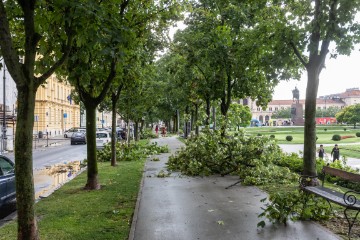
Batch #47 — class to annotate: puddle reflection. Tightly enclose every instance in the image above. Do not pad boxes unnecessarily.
[34,161,84,199]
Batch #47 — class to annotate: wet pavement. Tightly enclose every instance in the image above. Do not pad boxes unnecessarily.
[130,136,340,240]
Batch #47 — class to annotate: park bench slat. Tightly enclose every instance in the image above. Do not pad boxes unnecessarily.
[303,186,360,210]
[300,166,360,237]
[323,166,360,182]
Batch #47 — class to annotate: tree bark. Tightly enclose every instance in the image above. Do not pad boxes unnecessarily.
[195,103,199,136]
[303,65,320,179]
[126,119,131,145]
[205,98,211,126]
[212,105,216,130]
[134,121,139,141]
[15,87,39,240]
[111,94,117,166]
[84,105,100,189]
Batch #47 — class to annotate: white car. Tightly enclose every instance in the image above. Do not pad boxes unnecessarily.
[96,131,111,149]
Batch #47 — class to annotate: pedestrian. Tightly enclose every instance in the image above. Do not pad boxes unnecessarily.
[155,125,159,136]
[317,144,326,159]
[331,144,340,162]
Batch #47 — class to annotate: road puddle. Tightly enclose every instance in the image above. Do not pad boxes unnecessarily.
[34,161,85,199]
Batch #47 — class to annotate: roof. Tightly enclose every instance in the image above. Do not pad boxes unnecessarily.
[268,98,345,106]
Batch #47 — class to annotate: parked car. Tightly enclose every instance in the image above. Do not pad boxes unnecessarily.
[70,132,87,145]
[64,127,86,138]
[96,131,111,149]
[0,156,16,207]
[116,128,126,140]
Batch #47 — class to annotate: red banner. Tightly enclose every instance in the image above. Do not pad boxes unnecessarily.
[316,117,337,125]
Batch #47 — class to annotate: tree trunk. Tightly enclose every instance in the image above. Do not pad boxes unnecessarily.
[84,105,100,189]
[195,103,199,136]
[140,119,144,136]
[111,96,117,166]
[190,109,194,131]
[177,109,180,133]
[134,121,139,141]
[15,88,39,240]
[212,105,216,130]
[303,66,320,181]
[205,98,211,126]
[184,106,189,138]
[127,119,131,145]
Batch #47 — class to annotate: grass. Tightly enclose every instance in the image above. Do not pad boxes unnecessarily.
[0,160,146,240]
[324,145,360,159]
[244,125,360,144]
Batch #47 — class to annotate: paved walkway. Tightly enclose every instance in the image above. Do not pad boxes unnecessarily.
[279,143,360,169]
[130,136,340,240]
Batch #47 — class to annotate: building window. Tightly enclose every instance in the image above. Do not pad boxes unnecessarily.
[269,107,273,111]
[257,107,261,111]
[275,107,278,111]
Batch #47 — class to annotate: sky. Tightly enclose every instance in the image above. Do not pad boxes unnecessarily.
[273,48,360,100]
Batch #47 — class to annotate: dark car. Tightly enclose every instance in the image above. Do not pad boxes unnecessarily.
[64,127,86,138]
[0,156,16,207]
[70,132,87,145]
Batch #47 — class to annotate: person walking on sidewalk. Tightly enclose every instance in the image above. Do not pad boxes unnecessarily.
[331,144,340,162]
[155,125,159,136]
[317,144,326,159]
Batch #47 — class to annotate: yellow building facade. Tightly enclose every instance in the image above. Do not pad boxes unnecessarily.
[34,75,80,137]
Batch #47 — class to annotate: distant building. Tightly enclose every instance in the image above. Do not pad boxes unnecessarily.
[34,75,80,136]
[247,88,360,125]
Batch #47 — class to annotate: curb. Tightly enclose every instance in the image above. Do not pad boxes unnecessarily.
[128,160,147,240]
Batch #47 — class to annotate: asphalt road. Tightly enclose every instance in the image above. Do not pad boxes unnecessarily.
[0,139,87,224]
[3,139,87,169]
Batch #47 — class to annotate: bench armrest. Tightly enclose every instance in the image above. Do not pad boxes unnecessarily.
[299,175,318,188]
[344,190,360,206]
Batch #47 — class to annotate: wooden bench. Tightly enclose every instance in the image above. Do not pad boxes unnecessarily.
[299,166,360,237]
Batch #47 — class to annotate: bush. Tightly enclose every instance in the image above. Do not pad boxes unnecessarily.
[356,132,360,137]
[332,134,341,141]
[344,128,347,131]
[257,133,262,136]
[140,129,158,139]
[167,130,293,183]
[324,128,327,131]
[258,189,330,227]
[97,141,169,162]
[286,136,293,141]
[270,134,275,139]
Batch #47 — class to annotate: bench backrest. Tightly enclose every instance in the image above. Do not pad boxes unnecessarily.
[322,166,360,183]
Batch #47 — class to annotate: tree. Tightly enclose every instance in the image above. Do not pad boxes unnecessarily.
[271,108,291,119]
[336,104,360,128]
[0,1,78,238]
[315,106,340,118]
[227,103,252,130]
[264,0,360,181]
[171,0,301,136]
[66,0,128,190]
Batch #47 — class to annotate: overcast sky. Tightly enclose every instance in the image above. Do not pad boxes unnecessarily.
[273,48,360,100]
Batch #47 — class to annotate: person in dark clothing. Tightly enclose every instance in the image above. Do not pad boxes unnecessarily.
[331,144,340,162]
[317,144,326,159]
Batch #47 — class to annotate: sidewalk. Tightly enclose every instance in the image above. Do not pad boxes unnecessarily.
[130,136,340,240]
[279,143,360,169]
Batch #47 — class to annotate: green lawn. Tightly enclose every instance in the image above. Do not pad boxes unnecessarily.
[0,160,145,240]
[244,125,360,144]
